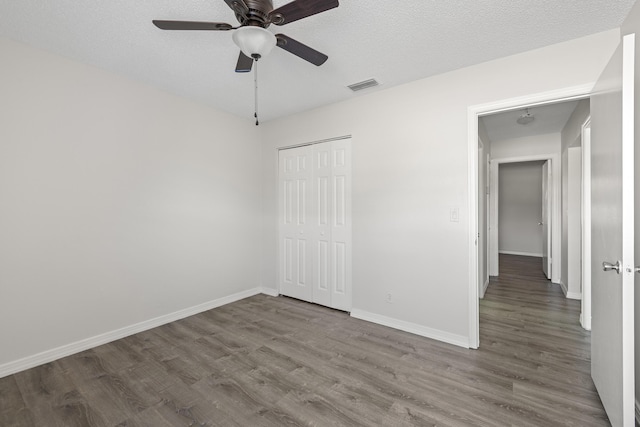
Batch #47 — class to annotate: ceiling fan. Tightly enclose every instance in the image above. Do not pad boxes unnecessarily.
[152,0,339,72]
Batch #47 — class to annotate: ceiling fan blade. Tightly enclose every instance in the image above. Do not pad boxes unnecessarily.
[235,51,254,72]
[224,0,250,19]
[276,34,328,66]
[152,20,234,31]
[269,0,339,25]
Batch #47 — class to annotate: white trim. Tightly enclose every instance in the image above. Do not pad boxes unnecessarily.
[0,287,264,379]
[498,250,543,257]
[489,160,499,276]
[473,84,594,116]
[260,287,280,297]
[467,84,594,349]
[468,108,480,348]
[558,281,582,300]
[350,309,469,349]
[559,280,568,296]
[580,118,592,331]
[480,278,490,299]
[620,33,635,426]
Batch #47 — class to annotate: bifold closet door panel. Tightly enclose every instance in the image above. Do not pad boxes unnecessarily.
[278,146,313,302]
[312,144,332,307]
[328,139,352,311]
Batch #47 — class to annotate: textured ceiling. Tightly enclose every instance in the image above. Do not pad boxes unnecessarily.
[0,1,635,122]
[481,100,580,142]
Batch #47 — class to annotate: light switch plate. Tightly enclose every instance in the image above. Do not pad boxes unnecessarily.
[450,207,459,222]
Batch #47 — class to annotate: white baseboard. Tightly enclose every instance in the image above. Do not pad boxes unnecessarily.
[565,291,582,300]
[498,250,543,257]
[480,277,490,299]
[350,309,469,349]
[559,281,581,300]
[260,287,279,297]
[580,313,591,331]
[0,287,265,379]
[559,280,569,296]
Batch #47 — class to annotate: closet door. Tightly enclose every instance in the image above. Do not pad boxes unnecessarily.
[278,146,313,302]
[278,139,352,311]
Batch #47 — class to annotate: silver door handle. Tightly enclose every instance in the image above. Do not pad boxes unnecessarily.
[602,261,621,274]
[538,222,543,226]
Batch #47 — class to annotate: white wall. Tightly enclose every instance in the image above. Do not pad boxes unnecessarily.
[498,162,544,256]
[491,133,561,159]
[260,30,619,346]
[0,38,261,371]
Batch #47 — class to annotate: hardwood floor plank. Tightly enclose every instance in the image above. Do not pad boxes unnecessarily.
[0,375,34,427]
[115,406,175,427]
[153,379,231,426]
[53,389,106,427]
[13,362,77,426]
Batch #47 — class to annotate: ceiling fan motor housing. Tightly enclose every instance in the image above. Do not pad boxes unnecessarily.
[234,0,276,27]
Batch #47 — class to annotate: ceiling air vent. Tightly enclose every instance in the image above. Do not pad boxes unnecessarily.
[347,78,379,92]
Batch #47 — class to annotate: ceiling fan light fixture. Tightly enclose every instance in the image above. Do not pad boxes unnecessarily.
[232,26,276,59]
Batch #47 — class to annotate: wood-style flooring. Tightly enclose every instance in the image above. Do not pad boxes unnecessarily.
[0,254,608,426]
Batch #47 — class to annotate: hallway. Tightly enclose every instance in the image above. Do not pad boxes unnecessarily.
[480,254,608,425]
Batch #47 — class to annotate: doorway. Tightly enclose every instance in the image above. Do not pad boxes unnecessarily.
[489,157,555,279]
[498,160,548,264]
[467,85,592,348]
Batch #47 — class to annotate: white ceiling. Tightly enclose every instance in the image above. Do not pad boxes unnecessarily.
[481,100,581,142]
[0,1,635,122]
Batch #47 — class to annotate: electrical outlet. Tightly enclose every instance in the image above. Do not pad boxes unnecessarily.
[386,293,393,303]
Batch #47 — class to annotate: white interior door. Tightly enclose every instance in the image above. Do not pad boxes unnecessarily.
[541,160,550,279]
[278,139,352,311]
[590,33,635,427]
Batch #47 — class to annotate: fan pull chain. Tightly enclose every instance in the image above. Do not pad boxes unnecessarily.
[254,58,259,126]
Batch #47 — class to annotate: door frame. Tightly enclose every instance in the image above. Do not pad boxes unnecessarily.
[489,155,557,277]
[580,117,592,331]
[477,137,493,299]
[467,84,593,348]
